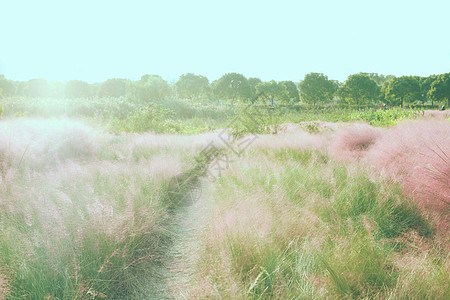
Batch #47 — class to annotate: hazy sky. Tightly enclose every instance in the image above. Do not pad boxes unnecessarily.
[1,0,449,83]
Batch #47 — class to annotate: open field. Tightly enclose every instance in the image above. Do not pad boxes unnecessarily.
[0,99,448,299]
[2,0,450,297]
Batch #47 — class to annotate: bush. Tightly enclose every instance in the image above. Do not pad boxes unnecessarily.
[351,108,421,127]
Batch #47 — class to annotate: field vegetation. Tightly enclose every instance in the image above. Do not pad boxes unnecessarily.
[0,71,449,299]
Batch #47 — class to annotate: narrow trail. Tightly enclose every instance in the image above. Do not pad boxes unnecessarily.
[145,178,210,300]
[164,179,210,299]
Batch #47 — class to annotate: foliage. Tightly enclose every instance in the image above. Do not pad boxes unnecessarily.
[25,78,50,97]
[301,121,321,134]
[338,74,381,106]
[0,74,16,97]
[98,78,130,98]
[111,103,176,133]
[247,77,262,97]
[255,80,289,105]
[298,72,337,106]
[428,73,450,107]
[131,74,171,103]
[279,80,300,103]
[229,104,284,137]
[213,73,252,102]
[419,75,438,104]
[65,80,92,98]
[357,72,395,87]
[109,102,211,134]
[384,76,421,107]
[174,73,209,100]
[350,108,421,126]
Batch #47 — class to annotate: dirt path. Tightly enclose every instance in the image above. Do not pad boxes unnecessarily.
[164,179,209,299]
[142,176,211,300]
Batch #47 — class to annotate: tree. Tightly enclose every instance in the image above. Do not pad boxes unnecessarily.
[255,81,289,106]
[25,78,50,97]
[98,78,129,97]
[384,76,421,107]
[358,72,395,87]
[428,73,450,107]
[0,75,15,97]
[213,73,252,102]
[298,73,337,106]
[248,77,262,98]
[174,73,209,100]
[133,74,171,102]
[419,75,438,104]
[65,80,92,98]
[338,74,381,107]
[279,80,300,103]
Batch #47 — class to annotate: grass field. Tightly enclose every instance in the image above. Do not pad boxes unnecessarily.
[0,97,448,299]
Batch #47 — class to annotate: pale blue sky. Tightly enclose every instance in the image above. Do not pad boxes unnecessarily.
[0,0,449,83]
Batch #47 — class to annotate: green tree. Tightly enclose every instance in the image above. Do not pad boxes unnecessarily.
[24,78,50,97]
[65,80,92,98]
[338,74,381,107]
[428,73,450,107]
[279,80,300,103]
[298,73,337,106]
[248,77,262,98]
[48,81,66,98]
[358,72,395,87]
[256,81,289,106]
[133,74,171,102]
[98,78,129,97]
[174,73,209,100]
[384,76,421,107]
[0,75,15,97]
[419,75,438,104]
[213,73,252,102]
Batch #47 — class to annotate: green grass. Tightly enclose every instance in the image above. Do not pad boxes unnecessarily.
[189,146,447,299]
[0,121,216,299]
[0,97,445,299]
[0,97,425,136]
[350,108,422,127]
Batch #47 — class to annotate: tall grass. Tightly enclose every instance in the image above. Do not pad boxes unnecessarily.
[0,119,215,299]
[330,119,449,232]
[186,138,447,299]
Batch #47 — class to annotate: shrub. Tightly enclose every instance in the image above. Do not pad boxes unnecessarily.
[350,108,420,127]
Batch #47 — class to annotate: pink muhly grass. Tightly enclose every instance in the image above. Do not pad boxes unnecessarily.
[365,120,450,229]
[331,123,382,161]
[421,110,450,120]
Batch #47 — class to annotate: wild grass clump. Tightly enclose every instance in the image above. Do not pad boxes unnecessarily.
[364,120,450,229]
[331,123,382,160]
[0,119,215,299]
[0,119,98,171]
[188,146,445,299]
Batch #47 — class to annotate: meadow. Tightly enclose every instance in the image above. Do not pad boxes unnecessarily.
[0,97,448,299]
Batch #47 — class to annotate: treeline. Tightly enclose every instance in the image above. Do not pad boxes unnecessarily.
[0,72,449,107]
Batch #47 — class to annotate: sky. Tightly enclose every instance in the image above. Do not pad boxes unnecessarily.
[0,0,449,84]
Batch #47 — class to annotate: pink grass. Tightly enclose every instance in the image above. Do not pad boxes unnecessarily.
[365,120,449,207]
[328,120,449,231]
[331,123,382,161]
